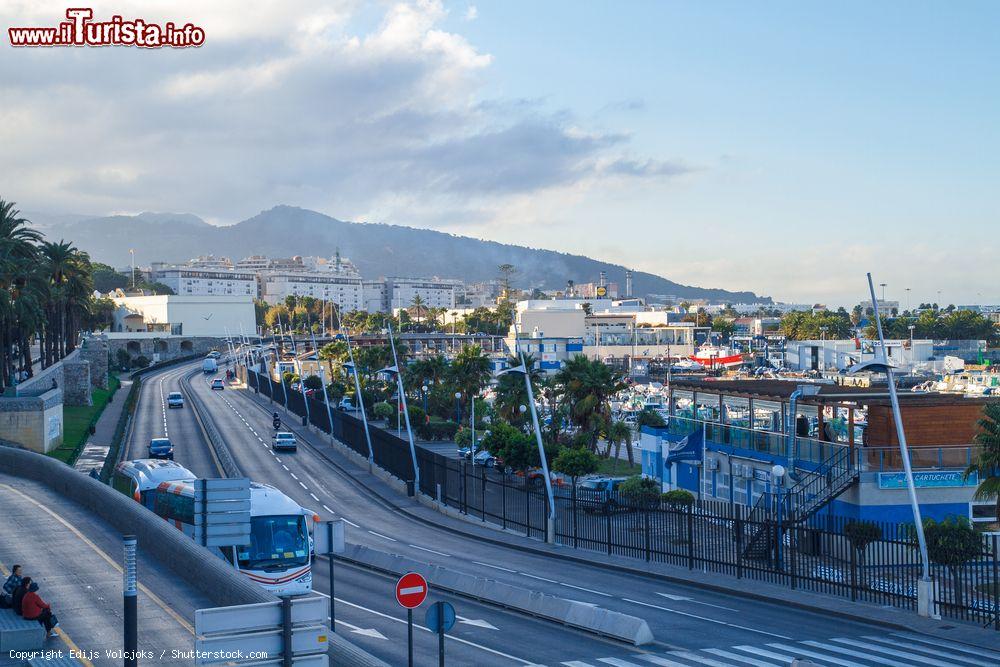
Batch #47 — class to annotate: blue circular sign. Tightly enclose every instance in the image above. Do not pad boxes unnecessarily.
[425,601,456,633]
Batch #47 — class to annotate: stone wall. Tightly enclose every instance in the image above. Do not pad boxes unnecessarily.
[79,334,110,389]
[63,358,92,407]
[107,335,226,367]
[0,388,63,453]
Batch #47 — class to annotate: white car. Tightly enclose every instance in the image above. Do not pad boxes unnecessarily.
[273,432,297,452]
[167,392,184,408]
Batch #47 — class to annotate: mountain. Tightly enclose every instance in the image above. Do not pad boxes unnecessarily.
[37,205,768,303]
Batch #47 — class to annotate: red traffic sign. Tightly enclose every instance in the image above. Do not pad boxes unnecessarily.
[395,572,428,609]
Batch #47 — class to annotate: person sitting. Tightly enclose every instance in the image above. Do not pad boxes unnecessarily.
[1,564,22,607]
[21,580,59,636]
[11,576,30,615]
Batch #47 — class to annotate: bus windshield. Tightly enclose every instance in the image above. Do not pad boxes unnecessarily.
[237,515,309,571]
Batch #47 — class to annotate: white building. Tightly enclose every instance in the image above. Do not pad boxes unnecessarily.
[784,338,934,372]
[152,267,257,298]
[381,277,459,312]
[362,280,387,313]
[111,294,256,337]
[259,272,364,311]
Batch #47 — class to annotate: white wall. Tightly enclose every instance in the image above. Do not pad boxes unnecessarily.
[112,295,256,337]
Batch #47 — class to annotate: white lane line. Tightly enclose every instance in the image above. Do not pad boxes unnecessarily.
[635,656,692,667]
[367,530,397,542]
[891,632,1000,662]
[310,493,320,502]
[289,472,298,479]
[282,465,289,471]
[562,662,598,667]
[829,638,966,667]
[274,457,282,463]
[597,659,650,667]
[519,572,560,584]
[804,640,910,667]
[473,561,517,573]
[408,544,451,557]
[298,482,308,490]
[322,505,334,513]
[766,643,856,667]
[730,646,796,663]
[341,518,360,528]
[313,592,534,665]
[658,652,731,667]
[862,636,994,666]
[622,598,792,639]
[559,582,611,597]
[702,648,785,667]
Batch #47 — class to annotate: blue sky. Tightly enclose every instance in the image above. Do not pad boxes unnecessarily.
[2,1,997,306]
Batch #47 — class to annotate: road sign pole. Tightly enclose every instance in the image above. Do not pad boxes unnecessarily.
[123,535,137,667]
[437,601,445,667]
[328,522,336,633]
[407,609,413,667]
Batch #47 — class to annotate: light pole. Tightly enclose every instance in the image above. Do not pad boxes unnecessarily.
[854,272,933,617]
[905,287,911,314]
[908,324,916,374]
[455,391,462,424]
[386,320,419,491]
[422,384,429,415]
[819,326,828,372]
[129,249,136,289]
[879,282,887,305]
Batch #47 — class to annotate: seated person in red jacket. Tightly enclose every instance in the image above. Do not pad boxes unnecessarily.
[21,580,59,636]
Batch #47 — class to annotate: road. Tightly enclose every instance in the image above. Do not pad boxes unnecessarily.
[128,360,996,666]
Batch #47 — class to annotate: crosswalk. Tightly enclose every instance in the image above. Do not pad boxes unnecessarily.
[558,632,1000,667]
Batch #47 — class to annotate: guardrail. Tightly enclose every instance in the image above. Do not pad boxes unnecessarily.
[181,367,242,478]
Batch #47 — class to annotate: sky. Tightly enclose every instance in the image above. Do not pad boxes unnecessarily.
[1,1,997,306]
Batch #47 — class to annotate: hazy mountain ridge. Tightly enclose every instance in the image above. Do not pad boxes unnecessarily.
[36,205,768,303]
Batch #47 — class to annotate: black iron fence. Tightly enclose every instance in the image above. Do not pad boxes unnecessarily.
[245,369,999,629]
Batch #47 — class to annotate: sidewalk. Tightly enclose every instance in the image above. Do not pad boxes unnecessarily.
[73,374,131,475]
[238,385,1000,653]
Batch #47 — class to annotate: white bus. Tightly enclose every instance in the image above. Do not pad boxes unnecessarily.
[112,460,319,596]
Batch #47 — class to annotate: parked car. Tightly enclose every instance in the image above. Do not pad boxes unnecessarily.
[575,477,628,513]
[272,431,297,452]
[457,447,472,460]
[210,378,225,390]
[167,392,184,409]
[148,437,174,460]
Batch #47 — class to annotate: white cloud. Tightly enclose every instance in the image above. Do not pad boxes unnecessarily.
[464,6,478,22]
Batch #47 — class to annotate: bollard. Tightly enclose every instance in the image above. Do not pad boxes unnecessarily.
[123,535,137,667]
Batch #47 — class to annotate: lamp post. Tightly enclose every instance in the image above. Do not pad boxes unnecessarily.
[908,324,916,374]
[129,249,136,289]
[455,391,462,424]
[422,384,429,415]
[386,320,419,491]
[771,464,786,569]
[819,326,828,372]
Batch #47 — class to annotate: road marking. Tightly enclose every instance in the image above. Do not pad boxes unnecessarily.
[702,648,783,667]
[0,483,195,636]
[456,615,499,630]
[409,544,451,557]
[323,504,334,513]
[334,619,388,640]
[891,632,1000,662]
[282,465,289,471]
[519,572,560,584]
[634,657,691,667]
[731,646,796,663]
[367,530,397,542]
[342,518,360,528]
[562,662,597,667]
[661,652,731,667]
[275,457,282,463]
[655,592,737,612]
[862,636,994,666]
[473,561,517,573]
[829,638,965,667]
[289,472,299,480]
[804,640,910,667]
[597,659,648,667]
[766,643,855,667]
[314,592,534,664]
[622,598,791,639]
[299,481,308,490]
[559,582,611,597]
[310,493,320,502]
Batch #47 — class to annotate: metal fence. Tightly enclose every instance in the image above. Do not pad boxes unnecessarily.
[245,369,999,629]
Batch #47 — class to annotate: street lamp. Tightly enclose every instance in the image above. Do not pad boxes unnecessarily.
[455,391,463,423]
[422,384,429,415]
[819,325,829,371]
[129,248,136,289]
[908,324,916,373]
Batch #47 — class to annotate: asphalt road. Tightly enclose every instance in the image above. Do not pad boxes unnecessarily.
[127,360,995,666]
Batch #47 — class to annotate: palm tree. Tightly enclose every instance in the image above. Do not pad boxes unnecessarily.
[606,420,634,464]
[0,200,43,389]
[965,403,1000,529]
[410,295,426,323]
[449,345,492,416]
[555,355,627,452]
[494,353,541,425]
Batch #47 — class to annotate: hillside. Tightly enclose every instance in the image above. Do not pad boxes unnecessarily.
[38,205,767,303]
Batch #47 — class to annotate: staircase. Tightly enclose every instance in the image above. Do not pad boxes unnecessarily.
[742,446,858,561]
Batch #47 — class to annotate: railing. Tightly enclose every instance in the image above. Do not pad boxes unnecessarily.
[858,445,980,473]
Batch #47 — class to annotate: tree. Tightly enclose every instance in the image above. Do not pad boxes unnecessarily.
[91,262,128,293]
[409,295,426,323]
[302,375,323,391]
[637,409,666,429]
[494,354,542,425]
[448,345,492,416]
[661,489,694,508]
[844,521,882,587]
[552,447,598,486]
[481,420,534,472]
[964,403,1000,530]
[921,517,983,608]
[605,420,634,464]
[617,476,660,509]
[554,355,626,451]
[711,318,736,340]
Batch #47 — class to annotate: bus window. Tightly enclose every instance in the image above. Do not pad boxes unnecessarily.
[112,472,135,498]
[154,492,195,524]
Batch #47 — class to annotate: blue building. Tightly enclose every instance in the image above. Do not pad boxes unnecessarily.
[640,379,995,528]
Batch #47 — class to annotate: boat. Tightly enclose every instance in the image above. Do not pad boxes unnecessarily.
[689,344,744,369]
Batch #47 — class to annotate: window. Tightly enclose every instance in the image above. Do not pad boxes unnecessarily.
[971,501,998,528]
[153,491,194,524]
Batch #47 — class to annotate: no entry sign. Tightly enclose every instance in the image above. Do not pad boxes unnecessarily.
[395,572,428,609]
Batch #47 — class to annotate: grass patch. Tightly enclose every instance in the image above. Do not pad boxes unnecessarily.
[50,374,121,464]
[596,457,641,477]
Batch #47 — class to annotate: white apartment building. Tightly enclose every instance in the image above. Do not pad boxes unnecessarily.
[382,277,460,311]
[362,280,387,313]
[259,272,364,311]
[152,267,257,297]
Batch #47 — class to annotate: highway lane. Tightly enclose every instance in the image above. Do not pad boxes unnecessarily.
[195,372,903,653]
[184,369,629,666]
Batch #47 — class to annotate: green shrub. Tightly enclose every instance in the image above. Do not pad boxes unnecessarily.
[455,427,472,447]
[661,489,695,507]
[302,374,323,391]
[417,419,459,441]
[637,409,666,428]
[552,447,599,479]
[133,355,151,368]
[372,402,395,421]
[115,349,131,370]
[618,476,660,509]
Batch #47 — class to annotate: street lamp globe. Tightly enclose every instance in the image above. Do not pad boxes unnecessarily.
[422,385,428,393]
[455,392,462,399]
[519,404,527,414]
[771,464,786,482]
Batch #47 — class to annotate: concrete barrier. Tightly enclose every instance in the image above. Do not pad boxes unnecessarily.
[339,543,655,646]
[0,608,45,651]
[181,368,242,478]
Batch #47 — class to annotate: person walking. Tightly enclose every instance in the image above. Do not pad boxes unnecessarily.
[21,580,59,636]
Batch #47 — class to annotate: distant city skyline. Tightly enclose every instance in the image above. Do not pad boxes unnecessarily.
[2,1,997,306]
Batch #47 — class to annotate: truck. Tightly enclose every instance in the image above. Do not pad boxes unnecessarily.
[202,357,218,374]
